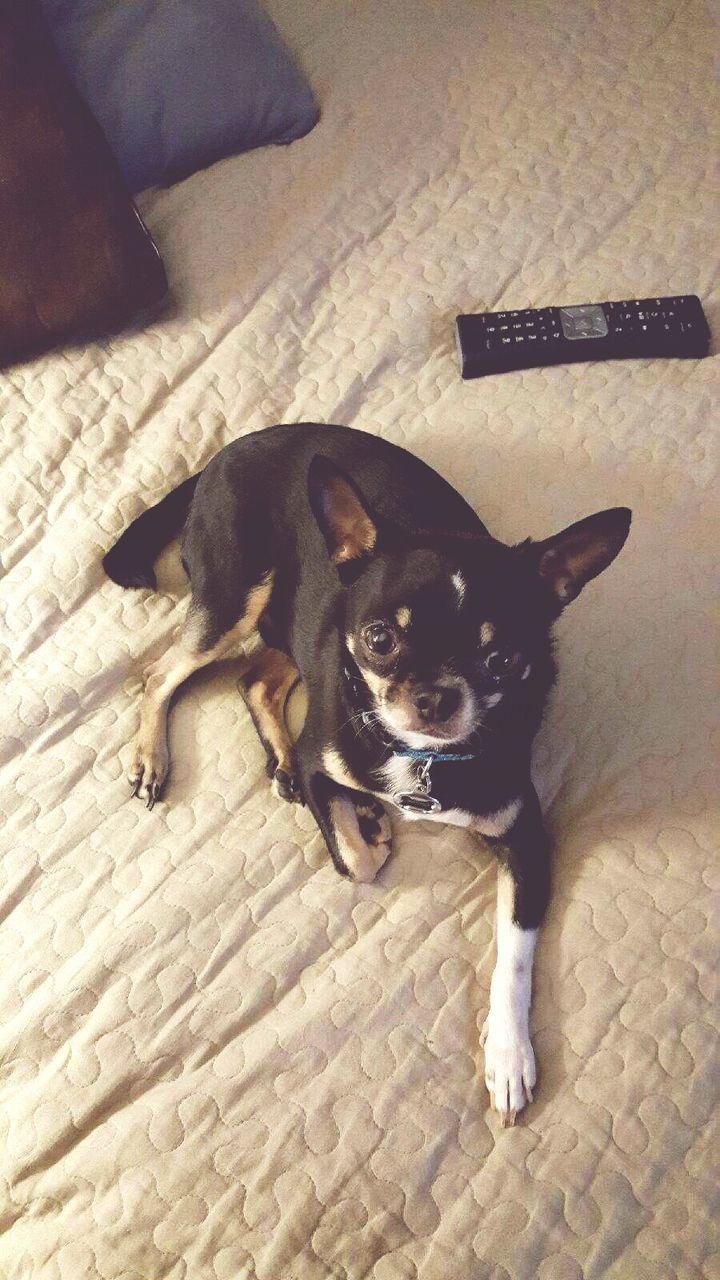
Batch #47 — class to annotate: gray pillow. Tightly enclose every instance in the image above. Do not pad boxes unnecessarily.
[41,0,319,192]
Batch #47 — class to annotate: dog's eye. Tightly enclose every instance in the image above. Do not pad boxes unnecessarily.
[484,650,520,681]
[363,623,398,657]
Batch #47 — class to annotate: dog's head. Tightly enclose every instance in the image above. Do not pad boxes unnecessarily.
[309,456,631,750]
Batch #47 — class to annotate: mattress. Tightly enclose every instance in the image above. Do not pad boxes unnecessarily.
[1,1,717,1276]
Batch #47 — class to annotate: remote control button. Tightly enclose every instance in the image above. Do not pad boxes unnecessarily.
[559,304,609,340]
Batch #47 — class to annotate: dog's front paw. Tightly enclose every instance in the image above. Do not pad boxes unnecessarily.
[480,1014,536,1126]
[355,798,392,849]
[128,740,168,810]
[271,767,304,805]
[329,794,393,882]
[267,748,303,804]
[350,798,392,880]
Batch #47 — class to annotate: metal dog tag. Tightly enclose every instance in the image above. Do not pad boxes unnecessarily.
[395,790,443,815]
[393,756,442,815]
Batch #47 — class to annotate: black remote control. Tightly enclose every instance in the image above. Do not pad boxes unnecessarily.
[455,295,710,378]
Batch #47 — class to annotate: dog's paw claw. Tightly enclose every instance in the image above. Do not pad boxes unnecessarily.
[146,781,161,811]
[271,767,303,804]
[481,1015,536,1123]
[128,743,168,809]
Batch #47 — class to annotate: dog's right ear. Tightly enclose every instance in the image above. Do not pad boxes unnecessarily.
[308,455,378,566]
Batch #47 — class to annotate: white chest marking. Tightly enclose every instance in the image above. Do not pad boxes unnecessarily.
[378,754,417,800]
[377,755,521,835]
[473,797,521,837]
[452,572,466,605]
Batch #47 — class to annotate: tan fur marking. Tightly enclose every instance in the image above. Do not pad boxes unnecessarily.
[129,573,275,802]
[395,606,411,629]
[240,571,276,637]
[480,622,495,647]
[359,665,390,704]
[324,476,376,563]
[386,677,414,703]
[322,748,362,791]
[242,647,300,772]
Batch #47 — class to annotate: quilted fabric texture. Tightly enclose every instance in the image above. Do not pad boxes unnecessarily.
[0,1,717,1276]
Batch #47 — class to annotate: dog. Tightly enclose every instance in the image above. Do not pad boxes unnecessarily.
[103,423,631,1124]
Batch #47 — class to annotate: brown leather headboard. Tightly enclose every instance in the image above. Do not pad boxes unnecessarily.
[0,0,167,368]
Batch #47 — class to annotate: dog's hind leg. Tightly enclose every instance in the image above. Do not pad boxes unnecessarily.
[129,574,274,807]
[239,648,303,802]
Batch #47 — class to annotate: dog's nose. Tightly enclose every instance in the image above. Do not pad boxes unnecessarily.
[414,685,461,724]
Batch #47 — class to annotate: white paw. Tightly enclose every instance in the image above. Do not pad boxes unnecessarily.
[480,1014,536,1125]
[330,795,392,882]
[128,740,168,809]
[338,830,392,883]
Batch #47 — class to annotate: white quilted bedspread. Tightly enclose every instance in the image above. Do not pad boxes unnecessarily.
[1,2,718,1277]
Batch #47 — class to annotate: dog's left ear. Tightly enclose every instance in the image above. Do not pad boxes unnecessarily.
[532,507,632,607]
[308,455,378,566]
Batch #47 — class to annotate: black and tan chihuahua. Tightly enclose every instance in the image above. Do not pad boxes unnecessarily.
[104,423,631,1124]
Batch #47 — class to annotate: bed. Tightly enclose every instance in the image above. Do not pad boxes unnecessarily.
[1,1,717,1276]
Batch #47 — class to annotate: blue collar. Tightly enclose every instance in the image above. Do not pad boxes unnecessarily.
[395,746,475,762]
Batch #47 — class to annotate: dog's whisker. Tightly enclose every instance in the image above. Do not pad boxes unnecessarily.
[337,708,382,735]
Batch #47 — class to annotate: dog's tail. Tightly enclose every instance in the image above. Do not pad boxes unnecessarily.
[102,473,201,589]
